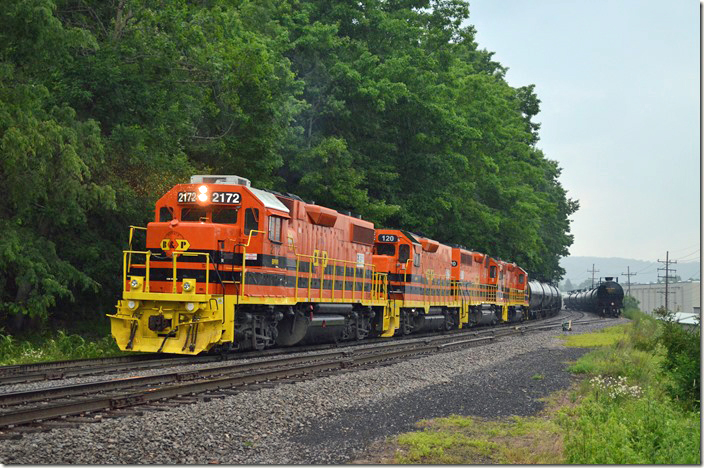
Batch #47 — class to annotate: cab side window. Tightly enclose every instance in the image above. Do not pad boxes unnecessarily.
[268,216,283,243]
[490,265,497,279]
[245,208,259,235]
[398,244,410,264]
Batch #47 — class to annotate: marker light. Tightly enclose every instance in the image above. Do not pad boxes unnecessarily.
[130,279,139,289]
[182,282,192,292]
[186,302,196,311]
[198,185,208,194]
[128,300,137,309]
[198,193,208,202]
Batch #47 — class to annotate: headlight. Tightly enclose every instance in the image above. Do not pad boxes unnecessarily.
[198,193,208,202]
[198,185,208,194]
[127,300,137,309]
[130,279,139,289]
[186,302,196,311]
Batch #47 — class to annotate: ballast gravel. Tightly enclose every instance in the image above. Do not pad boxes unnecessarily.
[0,316,628,465]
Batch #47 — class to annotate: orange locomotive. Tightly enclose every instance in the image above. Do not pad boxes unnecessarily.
[372,230,461,335]
[109,175,556,354]
[109,175,391,354]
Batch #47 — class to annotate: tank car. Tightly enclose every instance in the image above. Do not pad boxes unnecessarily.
[527,281,561,318]
[564,277,623,317]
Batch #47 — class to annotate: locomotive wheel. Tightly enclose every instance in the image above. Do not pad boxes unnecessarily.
[355,315,371,340]
[399,310,413,335]
[443,309,458,331]
[444,312,454,331]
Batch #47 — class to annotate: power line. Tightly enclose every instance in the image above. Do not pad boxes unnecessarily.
[635,262,658,274]
[669,243,701,254]
[674,249,700,262]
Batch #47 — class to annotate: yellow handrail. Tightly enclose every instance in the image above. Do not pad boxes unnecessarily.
[127,226,147,272]
[170,251,211,293]
[123,249,211,294]
[288,251,383,303]
[239,230,266,298]
[235,230,388,303]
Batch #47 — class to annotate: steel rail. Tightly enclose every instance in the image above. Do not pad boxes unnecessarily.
[0,310,577,385]
[0,332,501,429]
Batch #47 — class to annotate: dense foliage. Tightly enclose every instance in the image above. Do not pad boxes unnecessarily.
[652,307,701,410]
[0,0,577,330]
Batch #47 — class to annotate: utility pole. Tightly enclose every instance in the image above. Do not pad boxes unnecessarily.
[587,264,599,288]
[657,251,677,313]
[621,266,637,296]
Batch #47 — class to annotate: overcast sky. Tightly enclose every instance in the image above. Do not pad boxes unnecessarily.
[465,0,700,263]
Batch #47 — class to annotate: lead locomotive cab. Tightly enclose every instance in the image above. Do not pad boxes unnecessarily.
[109,174,293,354]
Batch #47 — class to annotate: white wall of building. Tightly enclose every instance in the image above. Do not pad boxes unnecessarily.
[627,281,700,315]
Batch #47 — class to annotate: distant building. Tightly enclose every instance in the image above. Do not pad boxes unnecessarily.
[627,281,700,316]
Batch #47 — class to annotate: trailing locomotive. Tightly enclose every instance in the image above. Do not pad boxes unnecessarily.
[564,277,624,317]
[108,175,562,354]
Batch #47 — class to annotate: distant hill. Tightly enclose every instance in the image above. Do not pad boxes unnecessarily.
[559,256,700,291]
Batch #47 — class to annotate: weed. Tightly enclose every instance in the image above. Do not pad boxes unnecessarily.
[560,324,627,348]
[393,413,564,464]
[0,331,122,365]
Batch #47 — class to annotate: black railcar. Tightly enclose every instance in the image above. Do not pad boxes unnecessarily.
[564,277,624,317]
[527,281,562,318]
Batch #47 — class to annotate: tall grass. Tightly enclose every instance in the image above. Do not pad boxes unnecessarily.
[0,330,122,365]
[559,309,701,464]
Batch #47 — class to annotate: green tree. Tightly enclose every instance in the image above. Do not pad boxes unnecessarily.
[276,0,577,280]
[0,0,115,327]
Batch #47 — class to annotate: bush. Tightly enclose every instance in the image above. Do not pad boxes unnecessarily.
[561,386,700,464]
[622,295,641,319]
[625,310,660,352]
[657,317,700,410]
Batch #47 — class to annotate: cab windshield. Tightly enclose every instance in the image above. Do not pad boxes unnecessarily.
[374,243,396,256]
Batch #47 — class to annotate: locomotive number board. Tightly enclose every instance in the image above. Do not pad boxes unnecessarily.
[211,192,241,204]
[177,191,241,204]
[177,191,198,203]
[377,234,398,242]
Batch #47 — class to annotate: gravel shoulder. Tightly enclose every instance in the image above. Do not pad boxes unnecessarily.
[0,315,628,465]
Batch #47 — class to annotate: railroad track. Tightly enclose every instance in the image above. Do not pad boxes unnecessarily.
[0,316,598,437]
[0,310,587,387]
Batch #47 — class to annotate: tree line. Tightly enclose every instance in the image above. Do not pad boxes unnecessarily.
[0,0,578,331]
